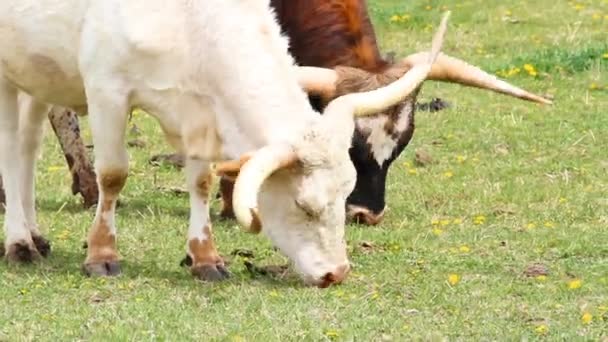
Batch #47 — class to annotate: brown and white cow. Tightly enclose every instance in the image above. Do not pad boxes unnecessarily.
[0,1,451,287]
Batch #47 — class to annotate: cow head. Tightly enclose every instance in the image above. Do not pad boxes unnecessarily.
[216,13,451,287]
[306,53,553,226]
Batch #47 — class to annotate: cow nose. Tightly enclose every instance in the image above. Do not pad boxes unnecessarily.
[318,263,351,288]
[346,205,386,225]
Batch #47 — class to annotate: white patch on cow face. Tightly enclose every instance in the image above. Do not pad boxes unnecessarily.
[355,101,414,166]
[255,143,356,287]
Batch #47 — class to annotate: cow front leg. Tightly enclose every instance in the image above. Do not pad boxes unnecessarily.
[0,84,39,262]
[185,159,229,281]
[48,107,99,208]
[81,90,129,277]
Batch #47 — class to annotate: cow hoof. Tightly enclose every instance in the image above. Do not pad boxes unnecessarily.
[32,235,51,258]
[191,263,231,282]
[82,260,121,277]
[5,241,41,263]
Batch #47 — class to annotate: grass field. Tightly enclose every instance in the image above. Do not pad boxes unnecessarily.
[1,0,607,340]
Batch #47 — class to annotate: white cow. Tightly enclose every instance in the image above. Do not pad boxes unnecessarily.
[0,0,448,287]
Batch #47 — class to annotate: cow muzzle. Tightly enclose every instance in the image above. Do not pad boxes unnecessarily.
[346,205,386,225]
[312,263,351,288]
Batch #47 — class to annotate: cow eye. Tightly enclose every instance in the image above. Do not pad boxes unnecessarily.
[294,199,321,219]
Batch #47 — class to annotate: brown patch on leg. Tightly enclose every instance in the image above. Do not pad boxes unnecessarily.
[195,173,212,199]
[32,235,51,258]
[82,204,120,276]
[219,177,235,220]
[82,170,126,276]
[188,225,229,281]
[5,240,41,264]
[99,170,127,196]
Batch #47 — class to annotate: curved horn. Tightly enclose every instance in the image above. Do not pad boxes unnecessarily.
[295,67,338,97]
[232,144,297,233]
[323,11,451,117]
[401,52,553,104]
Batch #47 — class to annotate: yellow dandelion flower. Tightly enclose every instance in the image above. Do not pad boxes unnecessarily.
[473,215,486,225]
[544,221,555,228]
[536,275,547,281]
[401,14,411,20]
[504,10,512,16]
[425,5,432,10]
[47,166,64,172]
[269,290,280,297]
[573,4,585,10]
[431,218,440,225]
[459,245,471,253]
[456,155,467,163]
[444,171,454,178]
[589,82,600,90]
[453,218,463,225]
[371,291,380,299]
[605,15,608,20]
[440,219,450,226]
[582,312,593,325]
[568,279,582,289]
[408,168,418,175]
[592,13,601,20]
[324,330,340,339]
[535,324,548,335]
[602,53,608,59]
[403,161,412,167]
[448,273,460,286]
[559,197,567,203]
[526,222,537,229]
[231,336,245,342]
[390,15,401,22]
[432,228,444,236]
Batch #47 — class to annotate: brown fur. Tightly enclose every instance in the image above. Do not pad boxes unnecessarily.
[271,0,388,71]
[187,225,222,266]
[86,200,118,263]
[99,169,127,198]
[195,173,212,200]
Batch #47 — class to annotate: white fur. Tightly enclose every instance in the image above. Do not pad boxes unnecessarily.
[356,102,413,166]
[0,0,353,285]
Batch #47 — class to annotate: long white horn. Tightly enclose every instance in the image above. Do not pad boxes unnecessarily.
[323,11,451,117]
[400,52,553,104]
[232,144,297,233]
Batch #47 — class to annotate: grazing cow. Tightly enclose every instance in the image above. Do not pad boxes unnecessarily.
[0,0,449,287]
[0,0,551,225]
[218,0,553,224]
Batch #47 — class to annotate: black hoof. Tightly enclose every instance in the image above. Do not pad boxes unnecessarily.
[5,241,41,263]
[219,210,236,220]
[191,263,230,282]
[32,235,51,258]
[82,260,121,277]
[180,255,193,267]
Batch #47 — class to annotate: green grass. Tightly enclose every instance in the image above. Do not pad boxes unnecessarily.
[2,0,608,340]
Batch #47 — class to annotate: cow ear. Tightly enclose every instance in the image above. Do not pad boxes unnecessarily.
[213,153,254,179]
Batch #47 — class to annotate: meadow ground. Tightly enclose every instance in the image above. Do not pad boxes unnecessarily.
[1,0,607,340]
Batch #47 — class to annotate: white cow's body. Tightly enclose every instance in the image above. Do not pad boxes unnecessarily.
[0,0,449,286]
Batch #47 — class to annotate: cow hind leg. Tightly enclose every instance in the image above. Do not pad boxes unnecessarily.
[0,83,40,262]
[184,159,229,281]
[18,95,52,257]
[81,89,129,277]
[219,176,236,220]
[48,107,99,208]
